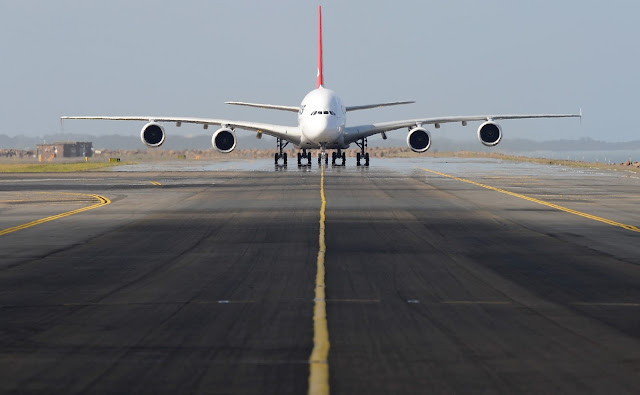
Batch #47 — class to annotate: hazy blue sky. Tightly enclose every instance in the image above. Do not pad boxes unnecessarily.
[1,0,638,143]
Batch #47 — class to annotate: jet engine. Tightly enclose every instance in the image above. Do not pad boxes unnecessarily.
[140,122,166,147]
[407,127,431,153]
[477,121,502,147]
[212,128,237,153]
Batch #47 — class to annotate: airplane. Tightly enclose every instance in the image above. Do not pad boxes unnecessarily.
[62,5,580,167]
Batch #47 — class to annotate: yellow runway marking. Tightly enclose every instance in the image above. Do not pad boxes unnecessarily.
[149,181,162,186]
[0,193,111,237]
[421,168,640,233]
[309,165,329,395]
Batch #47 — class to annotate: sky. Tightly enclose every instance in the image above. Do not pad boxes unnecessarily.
[0,0,638,144]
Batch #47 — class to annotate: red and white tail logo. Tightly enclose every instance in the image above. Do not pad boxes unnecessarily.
[317,5,323,88]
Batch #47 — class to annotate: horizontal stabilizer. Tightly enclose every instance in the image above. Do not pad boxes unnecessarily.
[346,101,415,112]
[225,101,300,112]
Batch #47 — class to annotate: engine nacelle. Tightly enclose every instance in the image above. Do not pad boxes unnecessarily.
[140,122,166,147]
[407,127,431,153]
[477,121,502,147]
[212,128,237,153]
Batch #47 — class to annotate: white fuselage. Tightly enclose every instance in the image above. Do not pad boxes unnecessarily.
[297,87,347,149]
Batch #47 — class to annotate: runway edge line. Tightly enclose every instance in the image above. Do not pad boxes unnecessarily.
[309,166,330,395]
[0,193,111,237]
[421,167,640,233]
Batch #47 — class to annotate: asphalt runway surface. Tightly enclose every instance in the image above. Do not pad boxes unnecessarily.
[1,157,640,394]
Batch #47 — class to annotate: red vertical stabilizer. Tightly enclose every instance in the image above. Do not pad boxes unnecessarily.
[317,5,323,88]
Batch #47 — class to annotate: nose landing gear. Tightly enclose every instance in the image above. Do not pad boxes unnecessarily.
[318,144,329,165]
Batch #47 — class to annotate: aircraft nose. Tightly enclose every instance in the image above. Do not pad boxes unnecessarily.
[307,117,335,141]
[316,117,330,131]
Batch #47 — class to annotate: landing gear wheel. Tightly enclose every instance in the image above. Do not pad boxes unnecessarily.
[342,152,346,166]
[297,152,302,166]
[356,137,369,167]
[318,154,322,165]
[357,152,361,166]
[324,154,328,164]
[331,152,336,165]
[275,138,289,167]
[307,152,312,165]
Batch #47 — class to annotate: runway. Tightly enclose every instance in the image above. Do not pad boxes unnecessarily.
[1,157,640,394]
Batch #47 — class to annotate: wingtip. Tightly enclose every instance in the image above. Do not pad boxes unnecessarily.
[579,107,583,125]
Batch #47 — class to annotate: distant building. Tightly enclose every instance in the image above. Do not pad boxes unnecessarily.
[36,142,93,160]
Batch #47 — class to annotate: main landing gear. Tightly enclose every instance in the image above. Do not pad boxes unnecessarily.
[275,138,288,166]
[297,149,312,166]
[355,137,370,167]
[331,149,346,166]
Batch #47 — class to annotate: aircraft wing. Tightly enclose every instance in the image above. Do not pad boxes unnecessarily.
[343,112,581,144]
[60,116,302,145]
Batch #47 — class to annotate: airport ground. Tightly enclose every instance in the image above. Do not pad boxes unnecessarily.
[2,147,640,172]
[1,157,640,394]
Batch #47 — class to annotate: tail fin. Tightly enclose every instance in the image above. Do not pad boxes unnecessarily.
[317,5,323,88]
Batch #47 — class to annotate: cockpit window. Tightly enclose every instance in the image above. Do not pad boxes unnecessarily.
[330,111,336,115]
[311,111,317,115]
[324,111,329,114]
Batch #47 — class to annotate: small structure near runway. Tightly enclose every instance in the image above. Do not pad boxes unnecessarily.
[36,142,93,161]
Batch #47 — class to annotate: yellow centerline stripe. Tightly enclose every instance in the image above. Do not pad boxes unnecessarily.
[0,193,111,237]
[421,168,640,233]
[309,166,330,395]
[149,181,162,186]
